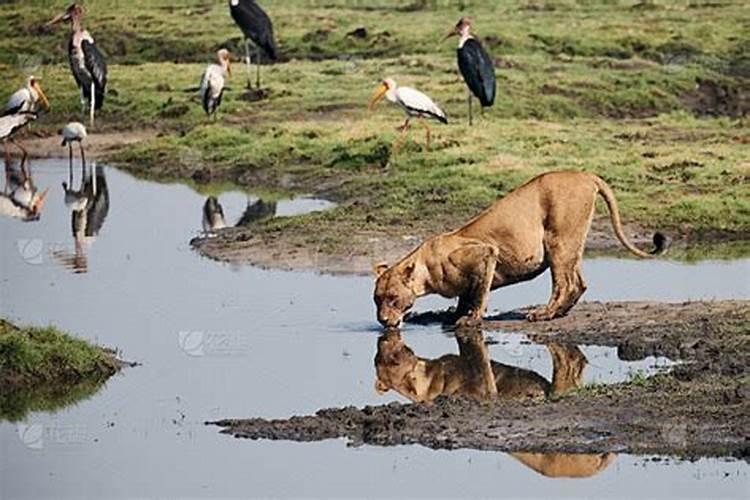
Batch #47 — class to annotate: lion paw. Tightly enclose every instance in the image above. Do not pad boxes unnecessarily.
[526,308,554,322]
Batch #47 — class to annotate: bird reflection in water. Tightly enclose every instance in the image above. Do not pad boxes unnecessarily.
[0,152,48,222]
[201,195,276,234]
[53,156,109,273]
[374,328,614,478]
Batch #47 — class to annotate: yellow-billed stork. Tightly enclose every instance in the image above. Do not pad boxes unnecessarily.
[445,17,496,125]
[0,154,48,222]
[200,49,232,117]
[229,0,278,89]
[3,76,50,116]
[46,3,107,128]
[202,196,227,232]
[368,78,447,149]
[0,112,37,157]
[61,121,87,165]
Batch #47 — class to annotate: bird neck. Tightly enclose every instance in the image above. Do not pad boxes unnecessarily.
[458,29,473,48]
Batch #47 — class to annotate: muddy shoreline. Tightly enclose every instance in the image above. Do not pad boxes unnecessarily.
[210,300,750,459]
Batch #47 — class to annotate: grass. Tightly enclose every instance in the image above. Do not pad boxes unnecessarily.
[0,319,121,421]
[0,0,748,255]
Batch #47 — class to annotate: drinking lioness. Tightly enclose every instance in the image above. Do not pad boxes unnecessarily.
[374,171,667,327]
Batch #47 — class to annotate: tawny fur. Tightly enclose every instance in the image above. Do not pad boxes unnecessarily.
[373,171,666,326]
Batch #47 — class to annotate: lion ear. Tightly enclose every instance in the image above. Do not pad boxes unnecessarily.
[373,262,389,278]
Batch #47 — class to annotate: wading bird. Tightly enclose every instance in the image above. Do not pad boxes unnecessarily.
[444,17,496,125]
[368,78,447,149]
[61,121,87,165]
[200,49,232,117]
[228,0,278,89]
[3,76,50,116]
[46,3,107,128]
[0,112,37,157]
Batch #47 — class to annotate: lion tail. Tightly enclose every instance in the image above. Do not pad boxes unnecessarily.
[591,175,669,258]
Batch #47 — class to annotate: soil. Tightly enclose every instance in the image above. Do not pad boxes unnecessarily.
[209,300,750,460]
[23,131,153,159]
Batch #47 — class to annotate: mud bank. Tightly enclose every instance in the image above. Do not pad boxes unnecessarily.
[210,300,749,459]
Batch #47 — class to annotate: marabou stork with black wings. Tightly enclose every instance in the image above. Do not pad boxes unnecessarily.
[228,0,278,89]
[445,17,496,125]
[46,3,107,128]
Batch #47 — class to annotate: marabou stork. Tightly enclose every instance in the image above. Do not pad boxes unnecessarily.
[0,112,37,157]
[202,196,227,232]
[61,122,87,166]
[445,17,496,125]
[228,0,278,89]
[200,49,232,117]
[368,78,447,149]
[46,3,107,128]
[3,76,50,116]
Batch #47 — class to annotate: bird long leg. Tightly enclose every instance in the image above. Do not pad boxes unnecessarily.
[79,142,86,168]
[392,118,411,154]
[10,138,27,157]
[244,38,253,89]
[418,120,432,150]
[468,91,473,126]
[68,142,73,169]
[68,146,74,186]
[256,46,261,89]
[89,82,95,129]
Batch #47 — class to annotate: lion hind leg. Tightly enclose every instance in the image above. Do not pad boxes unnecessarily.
[528,243,587,322]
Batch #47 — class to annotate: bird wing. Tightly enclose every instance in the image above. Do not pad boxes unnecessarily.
[2,89,30,116]
[81,38,108,108]
[397,86,447,122]
[230,0,278,60]
[0,112,36,140]
[458,38,496,107]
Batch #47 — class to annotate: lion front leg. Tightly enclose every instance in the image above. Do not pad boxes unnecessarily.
[447,243,499,326]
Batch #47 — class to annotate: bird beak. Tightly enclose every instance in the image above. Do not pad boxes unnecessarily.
[32,188,49,215]
[227,59,232,76]
[33,82,50,110]
[45,12,70,27]
[368,83,388,111]
[442,28,458,42]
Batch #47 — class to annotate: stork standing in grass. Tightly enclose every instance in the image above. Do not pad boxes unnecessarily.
[228,0,278,89]
[368,78,447,150]
[3,76,50,116]
[200,49,232,118]
[46,3,107,128]
[445,17,496,125]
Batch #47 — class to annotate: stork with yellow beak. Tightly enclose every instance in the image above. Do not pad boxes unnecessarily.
[368,78,447,150]
[200,49,232,117]
[3,76,50,116]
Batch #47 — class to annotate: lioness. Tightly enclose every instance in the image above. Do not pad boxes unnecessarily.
[374,329,586,403]
[373,171,667,327]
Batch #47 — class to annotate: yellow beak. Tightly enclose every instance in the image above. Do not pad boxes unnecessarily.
[227,59,232,77]
[368,83,388,111]
[33,82,50,110]
[32,188,49,215]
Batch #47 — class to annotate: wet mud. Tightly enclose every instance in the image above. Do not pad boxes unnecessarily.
[211,300,749,460]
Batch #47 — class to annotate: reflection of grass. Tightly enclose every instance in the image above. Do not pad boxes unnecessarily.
[0,319,122,422]
[1,0,747,252]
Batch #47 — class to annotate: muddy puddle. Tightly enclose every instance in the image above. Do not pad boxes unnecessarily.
[0,159,747,497]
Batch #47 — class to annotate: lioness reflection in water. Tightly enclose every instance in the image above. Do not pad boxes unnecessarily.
[374,328,586,403]
[374,328,614,478]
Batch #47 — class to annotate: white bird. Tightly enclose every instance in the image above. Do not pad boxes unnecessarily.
[61,122,87,165]
[3,76,50,116]
[200,49,232,117]
[0,112,37,157]
[202,196,227,232]
[368,78,447,149]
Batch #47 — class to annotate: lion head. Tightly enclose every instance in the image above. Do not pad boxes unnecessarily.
[373,262,417,328]
[373,330,418,395]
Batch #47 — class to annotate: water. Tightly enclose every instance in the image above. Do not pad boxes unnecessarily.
[0,159,747,498]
